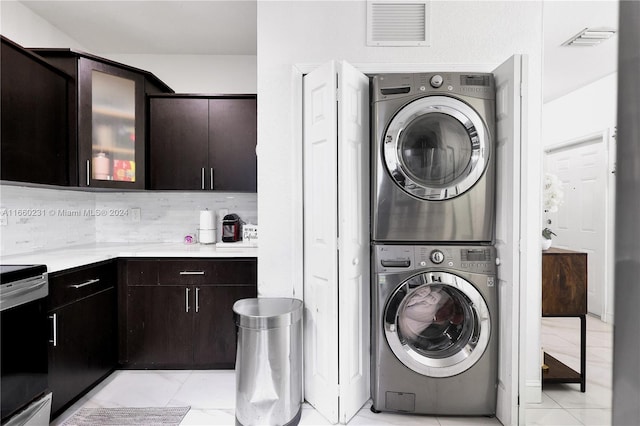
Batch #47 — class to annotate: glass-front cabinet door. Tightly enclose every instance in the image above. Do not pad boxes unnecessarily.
[79,58,145,189]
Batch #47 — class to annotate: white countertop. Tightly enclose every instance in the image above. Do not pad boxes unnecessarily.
[0,242,258,273]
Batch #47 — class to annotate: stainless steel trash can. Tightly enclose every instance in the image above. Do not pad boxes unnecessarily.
[233,298,303,426]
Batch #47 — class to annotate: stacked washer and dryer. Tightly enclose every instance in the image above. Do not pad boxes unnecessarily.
[370,72,498,416]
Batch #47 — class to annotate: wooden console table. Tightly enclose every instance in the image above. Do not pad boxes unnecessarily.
[541,247,587,392]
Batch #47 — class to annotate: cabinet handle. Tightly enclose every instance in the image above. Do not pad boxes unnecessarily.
[185,287,190,313]
[49,313,57,347]
[210,168,214,190]
[195,287,200,313]
[179,271,205,275]
[201,167,205,190]
[86,159,91,186]
[69,278,100,289]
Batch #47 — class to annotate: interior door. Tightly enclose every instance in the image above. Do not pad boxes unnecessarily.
[545,133,610,318]
[303,60,340,423]
[336,61,370,424]
[492,55,524,426]
[303,60,370,424]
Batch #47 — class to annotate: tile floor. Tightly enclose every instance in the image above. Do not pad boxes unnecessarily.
[525,315,613,425]
[51,315,612,426]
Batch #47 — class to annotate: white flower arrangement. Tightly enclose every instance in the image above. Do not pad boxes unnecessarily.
[543,173,564,213]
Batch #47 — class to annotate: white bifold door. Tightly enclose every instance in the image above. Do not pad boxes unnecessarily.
[303,60,370,424]
[302,55,526,425]
[493,55,526,426]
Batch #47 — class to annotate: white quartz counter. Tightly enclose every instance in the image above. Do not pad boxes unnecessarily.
[0,242,258,273]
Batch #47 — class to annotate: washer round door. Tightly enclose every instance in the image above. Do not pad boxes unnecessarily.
[383,95,490,200]
[384,271,491,377]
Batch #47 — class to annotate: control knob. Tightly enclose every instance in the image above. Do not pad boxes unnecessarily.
[430,74,444,88]
[430,250,445,264]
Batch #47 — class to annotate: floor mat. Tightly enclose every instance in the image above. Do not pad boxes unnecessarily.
[61,406,190,426]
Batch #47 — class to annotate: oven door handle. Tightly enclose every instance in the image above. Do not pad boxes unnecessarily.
[69,278,100,289]
[2,278,47,299]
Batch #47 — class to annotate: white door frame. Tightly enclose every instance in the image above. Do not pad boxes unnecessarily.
[293,61,530,425]
[544,128,616,324]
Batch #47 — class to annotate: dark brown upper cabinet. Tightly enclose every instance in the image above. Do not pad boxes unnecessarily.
[1,37,72,186]
[149,95,257,192]
[32,48,173,190]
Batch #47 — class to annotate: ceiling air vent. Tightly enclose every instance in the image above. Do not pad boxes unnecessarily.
[562,27,617,47]
[367,1,430,47]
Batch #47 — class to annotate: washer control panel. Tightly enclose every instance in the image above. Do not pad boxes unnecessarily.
[375,245,496,274]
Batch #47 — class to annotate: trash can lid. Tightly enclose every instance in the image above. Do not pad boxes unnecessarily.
[233,298,303,329]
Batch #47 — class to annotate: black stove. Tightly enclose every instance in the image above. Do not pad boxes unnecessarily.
[0,263,50,423]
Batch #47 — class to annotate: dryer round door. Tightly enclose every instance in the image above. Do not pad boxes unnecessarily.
[383,96,489,200]
[383,271,491,378]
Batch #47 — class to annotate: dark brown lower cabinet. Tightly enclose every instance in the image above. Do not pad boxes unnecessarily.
[193,285,256,367]
[123,258,257,369]
[126,286,192,366]
[48,262,117,417]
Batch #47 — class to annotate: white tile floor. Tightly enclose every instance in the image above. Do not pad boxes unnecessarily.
[525,315,613,426]
[51,315,612,426]
[50,369,500,425]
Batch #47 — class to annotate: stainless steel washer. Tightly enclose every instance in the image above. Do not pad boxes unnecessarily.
[371,72,496,243]
[371,244,498,416]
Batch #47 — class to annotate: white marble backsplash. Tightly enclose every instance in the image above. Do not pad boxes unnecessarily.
[0,184,257,256]
[95,191,257,243]
[0,185,97,256]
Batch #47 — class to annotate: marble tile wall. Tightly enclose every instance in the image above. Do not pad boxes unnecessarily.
[94,191,257,243]
[0,184,258,255]
[0,185,96,256]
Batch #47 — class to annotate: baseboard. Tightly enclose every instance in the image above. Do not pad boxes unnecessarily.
[525,380,542,404]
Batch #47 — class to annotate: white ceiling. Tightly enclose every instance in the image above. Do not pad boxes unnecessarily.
[543,0,618,102]
[19,0,619,102]
[18,0,257,55]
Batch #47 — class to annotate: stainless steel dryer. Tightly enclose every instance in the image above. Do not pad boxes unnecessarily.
[371,244,498,416]
[371,72,496,243]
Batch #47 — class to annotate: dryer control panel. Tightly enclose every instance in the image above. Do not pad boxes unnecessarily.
[375,244,496,275]
[372,72,495,103]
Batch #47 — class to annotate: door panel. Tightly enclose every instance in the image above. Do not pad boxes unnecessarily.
[337,61,370,424]
[126,286,192,367]
[149,98,209,190]
[49,288,116,415]
[49,300,90,415]
[209,98,257,191]
[545,135,608,317]
[303,61,339,423]
[492,55,523,426]
[192,285,256,368]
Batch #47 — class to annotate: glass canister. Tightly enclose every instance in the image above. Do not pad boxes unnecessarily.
[92,152,110,180]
